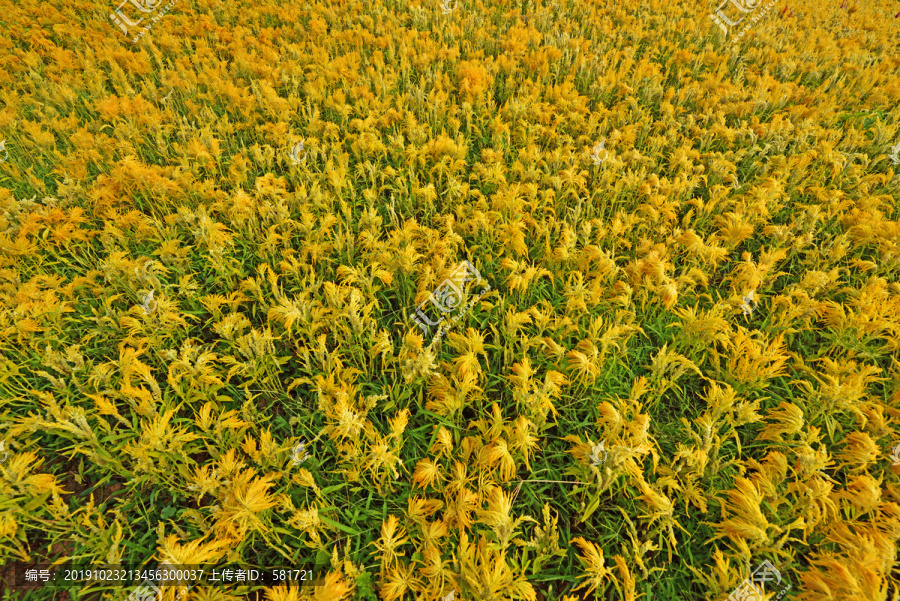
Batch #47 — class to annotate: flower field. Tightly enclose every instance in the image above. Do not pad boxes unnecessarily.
[1,0,900,599]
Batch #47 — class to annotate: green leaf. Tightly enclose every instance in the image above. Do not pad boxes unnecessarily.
[318,515,361,536]
[581,491,602,523]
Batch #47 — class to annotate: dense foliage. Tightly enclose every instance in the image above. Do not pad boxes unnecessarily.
[1,0,899,599]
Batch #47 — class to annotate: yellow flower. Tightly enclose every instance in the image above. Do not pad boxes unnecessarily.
[373,515,409,573]
[571,537,614,597]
